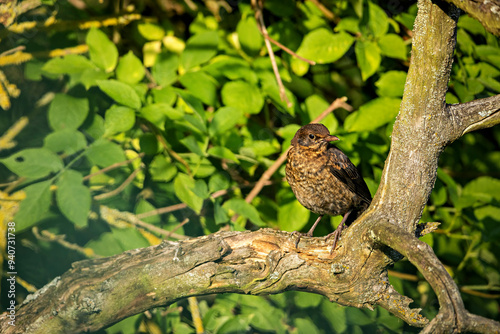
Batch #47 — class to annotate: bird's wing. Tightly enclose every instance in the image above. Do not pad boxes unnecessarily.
[328,151,372,205]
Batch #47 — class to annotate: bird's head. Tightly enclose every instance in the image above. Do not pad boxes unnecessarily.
[291,123,339,150]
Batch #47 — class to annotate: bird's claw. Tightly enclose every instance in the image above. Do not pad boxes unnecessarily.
[292,231,312,248]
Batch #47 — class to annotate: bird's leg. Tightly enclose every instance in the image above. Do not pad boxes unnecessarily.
[325,210,352,253]
[293,215,323,248]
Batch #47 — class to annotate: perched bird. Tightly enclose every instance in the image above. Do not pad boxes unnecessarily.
[285,123,372,252]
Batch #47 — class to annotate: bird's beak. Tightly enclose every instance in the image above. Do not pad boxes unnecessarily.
[324,135,339,142]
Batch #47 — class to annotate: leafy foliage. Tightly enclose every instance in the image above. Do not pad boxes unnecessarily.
[0,0,499,332]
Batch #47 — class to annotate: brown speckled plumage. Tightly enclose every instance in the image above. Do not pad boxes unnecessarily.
[285,123,371,251]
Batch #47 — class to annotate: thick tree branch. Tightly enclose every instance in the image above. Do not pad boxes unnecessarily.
[370,0,460,233]
[445,0,500,36]
[447,94,500,140]
[0,230,428,333]
[371,223,500,334]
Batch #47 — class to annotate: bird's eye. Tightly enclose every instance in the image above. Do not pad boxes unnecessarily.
[308,134,315,139]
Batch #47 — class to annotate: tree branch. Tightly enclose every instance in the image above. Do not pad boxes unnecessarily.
[447,94,500,141]
[0,230,428,333]
[371,222,500,334]
[444,0,500,36]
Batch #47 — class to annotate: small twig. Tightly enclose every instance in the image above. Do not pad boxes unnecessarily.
[388,270,419,281]
[144,68,158,88]
[100,205,188,240]
[263,34,316,65]
[32,227,102,258]
[0,45,89,67]
[83,153,145,181]
[0,116,28,151]
[253,0,292,107]
[307,0,338,22]
[136,189,231,219]
[165,218,190,239]
[460,288,500,299]
[0,46,26,58]
[188,297,204,334]
[160,306,183,317]
[153,130,193,177]
[93,165,144,201]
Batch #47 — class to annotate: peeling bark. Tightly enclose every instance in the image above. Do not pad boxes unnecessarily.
[0,230,429,333]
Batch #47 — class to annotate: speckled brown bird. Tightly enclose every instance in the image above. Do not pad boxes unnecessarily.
[285,123,372,252]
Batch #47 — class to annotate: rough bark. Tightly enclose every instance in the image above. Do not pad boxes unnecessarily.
[445,0,500,36]
[0,230,430,333]
[2,0,500,333]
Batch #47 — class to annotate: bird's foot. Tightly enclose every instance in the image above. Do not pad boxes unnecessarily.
[324,224,346,254]
[291,230,313,248]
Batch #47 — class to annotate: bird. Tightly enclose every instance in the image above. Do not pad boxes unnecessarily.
[285,123,372,252]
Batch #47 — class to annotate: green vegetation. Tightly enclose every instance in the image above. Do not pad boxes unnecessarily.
[0,0,499,332]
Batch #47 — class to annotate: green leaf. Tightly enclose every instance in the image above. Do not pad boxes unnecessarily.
[375,71,407,97]
[86,227,149,257]
[207,146,239,163]
[378,34,407,60]
[237,16,263,56]
[48,94,89,131]
[135,199,161,225]
[42,54,96,74]
[321,301,347,333]
[116,51,145,85]
[44,129,87,155]
[79,68,110,89]
[0,148,63,178]
[179,135,205,156]
[14,181,52,232]
[294,291,323,308]
[86,28,118,72]
[346,308,374,326]
[96,80,142,109]
[437,168,459,205]
[222,198,265,226]
[458,15,487,35]
[83,114,105,139]
[277,189,310,231]
[367,2,389,37]
[180,31,219,70]
[139,133,160,155]
[204,56,257,83]
[221,81,264,114]
[152,86,177,105]
[179,71,218,106]
[86,139,126,167]
[264,0,296,17]
[344,97,401,132]
[463,177,500,202]
[304,95,338,132]
[208,172,230,193]
[140,103,183,130]
[355,40,381,81]
[296,29,354,64]
[149,155,177,182]
[294,318,320,334]
[137,22,165,40]
[335,17,360,34]
[173,173,204,213]
[209,106,244,137]
[56,170,91,227]
[104,105,136,136]
[152,52,179,86]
